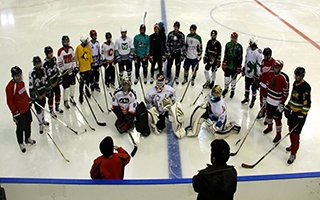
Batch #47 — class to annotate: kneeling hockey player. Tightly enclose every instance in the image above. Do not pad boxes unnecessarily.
[186,85,240,138]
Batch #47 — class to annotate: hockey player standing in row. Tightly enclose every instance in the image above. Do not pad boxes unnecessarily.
[149,23,167,84]
[57,35,77,109]
[133,24,150,85]
[29,57,50,134]
[115,26,134,82]
[241,37,263,108]
[75,35,93,104]
[43,46,63,117]
[182,24,202,86]
[284,67,311,164]
[166,21,185,84]
[263,60,289,143]
[112,78,138,133]
[257,47,275,119]
[202,30,222,89]
[221,32,243,98]
[89,30,101,92]
[6,66,36,153]
[101,32,116,88]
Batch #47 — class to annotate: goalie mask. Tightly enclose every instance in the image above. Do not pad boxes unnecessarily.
[122,77,132,95]
[210,85,222,102]
[156,74,165,93]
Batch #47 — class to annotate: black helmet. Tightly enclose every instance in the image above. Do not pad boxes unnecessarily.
[11,66,22,78]
[44,46,53,55]
[263,47,272,57]
[173,21,180,28]
[140,24,146,30]
[32,56,41,65]
[62,35,69,42]
[105,32,112,39]
[294,67,305,78]
[211,30,217,36]
[190,24,197,30]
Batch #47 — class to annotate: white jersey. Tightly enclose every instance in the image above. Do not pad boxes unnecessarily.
[89,40,101,66]
[207,96,227,124]
[146,85,176,114]
[112,88,137,115]
[115,36,134,58]
[57,46,76,75]
[185,34,202,59]
[244,46,262,78]
[101,41,115,62]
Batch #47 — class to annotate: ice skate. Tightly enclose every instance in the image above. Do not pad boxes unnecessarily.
[19,144,26,153]
[25,138,36,145]
[287,154,296,164]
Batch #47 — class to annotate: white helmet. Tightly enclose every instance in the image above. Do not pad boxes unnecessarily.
[80,35,88,43]
[120,25,127,32]
[249,36,258,45]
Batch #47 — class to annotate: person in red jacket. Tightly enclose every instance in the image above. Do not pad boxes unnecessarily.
[5,66,36,153]
[90,136,131,179]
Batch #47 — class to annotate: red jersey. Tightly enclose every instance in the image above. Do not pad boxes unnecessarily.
[259,57,276,96]
[90,147,131,180]
[265,71,289,106]
[6,80,30,117]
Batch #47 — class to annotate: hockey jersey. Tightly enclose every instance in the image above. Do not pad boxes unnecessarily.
[207,96,227,124]
[112,88,137,115]
[244,46,262,78]
[101,41,115,62]
[75,43,93,72]
[57,46,76,75]
[167,30,185,54]
[6,80,30,116]
[149,33,166,59]
[43,57,60,86]
[146,85,176,114]
[204,39,222,67]
[259,57,276,96]
[265,71,289,106]
[114,36,134,60]
[287,80,311,115]
[133,34,150,58]
[89,40,101,66]
[29,67,48,98]
[185,33,202,59]
[223,41,243,71]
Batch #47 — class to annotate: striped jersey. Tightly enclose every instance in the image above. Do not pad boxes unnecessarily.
[287,80,311,115]
[265,71,289,106]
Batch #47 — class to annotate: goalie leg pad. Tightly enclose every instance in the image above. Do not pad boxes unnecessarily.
[148,107,161,135]
[135,102,151,137]
[115,119,133,134]
[169,102,186,138]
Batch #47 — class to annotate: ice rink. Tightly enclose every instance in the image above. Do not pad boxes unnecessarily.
[0,0,319,179]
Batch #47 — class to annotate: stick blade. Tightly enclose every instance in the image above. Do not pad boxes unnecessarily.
[230,152,238,157]
[131,146,138,157]
[235,139,241,145]
[97,122,107,126]
[241,163,254,169]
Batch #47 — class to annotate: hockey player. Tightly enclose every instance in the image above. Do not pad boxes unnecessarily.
[114,26,134,82]
[89,30,101,92]
[43,46,63,116]
[221,32,243,98]
[101,32,116,88]
[263,60,289,143]
[166,21,185,84]
[133,24,150,84]
[6,66,36,153]
[149,23,167,84]
[57,35,77,109]
[182,24,202,86]
[75,35,93,104]
[146,74,185,138]
[284,67,311,164]
[112,78,138,133]
[257,47,276,119]
[29,56,50,134]
[186,85,240,137]
[241,37,263,108]
[202,30,222,89]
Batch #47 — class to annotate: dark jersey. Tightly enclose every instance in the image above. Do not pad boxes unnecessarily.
[223,41,243,71]
[43,57,60,85]
[167,30,185,54]
[205,39,222,67]
[150,33,166,59]
[29,67,48,98]
[287,80,311,115]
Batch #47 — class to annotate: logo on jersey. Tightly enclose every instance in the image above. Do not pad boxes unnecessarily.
[119,98,130,104]
[121,43,129,50]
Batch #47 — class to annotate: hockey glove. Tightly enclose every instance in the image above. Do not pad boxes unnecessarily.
[284,105,292,118]
[165,52,171,59]
[162,55,166,62]
[215,120,223,131]
[13,113,20,124]
[203,56,208,64]
[73,67,79,74]
[197,55,202,61]
[149,56,154,63]
[262,97,267,108]
[180,55,185,62]
[276,103,284,113]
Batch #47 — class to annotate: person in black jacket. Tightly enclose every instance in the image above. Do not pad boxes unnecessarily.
[192,139,237,200]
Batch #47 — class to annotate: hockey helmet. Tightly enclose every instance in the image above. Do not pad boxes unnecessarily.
[231,32,238,39]
[249,36,258,45]
[156,73,165,93]
[140,24,146,30]
[190,24,197,31]
[121,77,132,95]
[173,21,180,28]
[105,32,112,39]
[62,35,70,43]
[80,35,89,43]
[11,66,22,78]
[263,47,272,57]
[294,67,305,78]
[32,56,42,65]
[211,30,217,36]
[90,29,97,37]
[210,139,230,164]
[274,60,284,69]
[120,25,127,32]
[210,85,222,102]
[44,46,53,55]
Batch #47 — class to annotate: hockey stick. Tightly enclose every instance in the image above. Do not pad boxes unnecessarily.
[74,103,96,131]
[76,76,107,126]
[192,88,205,105]
[128,129,138,157]
[185,105,201,130]
[82,82,105,114]
[230,106,264,156]
[143,11,147,25]
[241,124,298,169]
[100,67,112,113]
[34,101,86,135]
[180,68,198,103]
[30,107,70,162]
